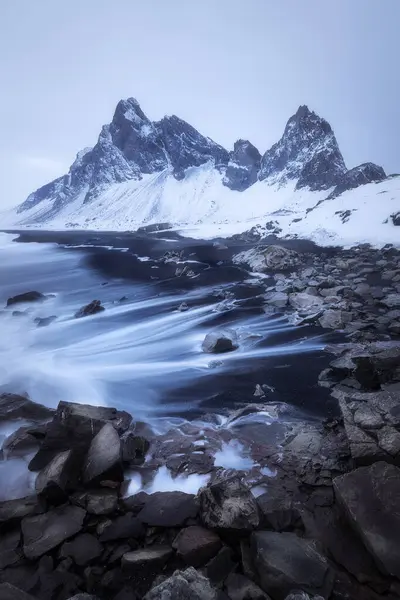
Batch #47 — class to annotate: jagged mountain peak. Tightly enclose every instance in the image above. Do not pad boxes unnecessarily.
[113,97,149,124]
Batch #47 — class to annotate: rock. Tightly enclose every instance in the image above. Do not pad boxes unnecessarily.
[29,401,131,471]
[34,315,57,327]
[121,491,149,515]
[172,526,221,567]
[289,293,323,312]
[121,431,150,465]
[35,450,75,501]
[333,461,400,577]
[256,489,302,531]
[60,533,103,566]
[319,309,352,330]
[391,212,400,226]
[79,489,118,515]
[0,583,38,600]
[234,246,301,273]
[178,302,189,312]
[75,299,105,318]
[22,505,86,560]
[66,595,100,600]
[223,139,262,192]
[138,492,198,527]
[2,427,41,458]
[0,529,22,569]
[121,545,173,570]
[251,531,333,599]
[83,422,123,486]
[264,291,289,308]
[0,495,44,524]
[199,474,260,532]
[224,573,272,600]
[144,567,218,600]
[202,329,238,354]
[98,512,144,541]
[0,393,54,422]
[381,294,400,309]
[6,291,46,307]
[328,162,386,199]
[203,546,236,586]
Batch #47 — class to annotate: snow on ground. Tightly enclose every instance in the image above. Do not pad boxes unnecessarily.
[2,163,399,247]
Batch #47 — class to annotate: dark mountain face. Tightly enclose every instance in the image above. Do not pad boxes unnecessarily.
[17,99,387,220]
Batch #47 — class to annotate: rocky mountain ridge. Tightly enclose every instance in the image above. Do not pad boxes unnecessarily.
[17,99,387,220]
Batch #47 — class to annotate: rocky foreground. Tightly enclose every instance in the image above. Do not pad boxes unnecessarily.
[1,241,400,600]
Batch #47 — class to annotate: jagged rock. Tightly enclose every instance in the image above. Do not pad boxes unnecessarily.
[333,461,400,577]
[223,139,262,191]
[121,491,149,515]
[202,329,238,354]
[199,474,260,532]
[172,526,222,567]
[0,393,54,422]
[391,212,400,226]
[98,512,144,541]
[204,546,236,586]
[75,300,105,318]
[144,567,218,600]
[0,583,38,600]
[251,531,333,599]
[73,489,118,515]
[29,401,131,471]
[289,293,323,312]
[0,495,45,524]
[234,246,301,273]
[6,291,47,306]
[2,426,41,458]
[0,529,22,569]
[121,431,150,465]
[35,450,75,501]
[22,505,86,560]
[224,573,272,600]
[319,309,352,330]
[258,105,346,190]
[137,492,198,527]
[256,489,302,532]
[82,422,123,486]
[328,162,386,199]
[60,533,103,566]
[264,291,289,308]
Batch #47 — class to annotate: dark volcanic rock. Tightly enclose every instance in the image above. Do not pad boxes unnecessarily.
[2,426,41,458]
[137,492,198,527]
[29,401,131,471]
[121,545,173,570]
[98,512,144,541]
[0,583,38,600]
[73,489,119,515]
[121,431,150,465]
[60,533,103,566]
[223,139,262,191]
[224,573,272,600]
[172,526,222,567]
[144,567,218,600]
[82,422,123,486]
[328,162,386,199]
[199,474,260,532]
[202,329,239,354]
[22,504,86,560]
[6,291,46,306]
[256,489,302,532]
[0,529,22,569]
[333,461,400,577]
[0,495,45,524]
[34,315,57,327]
[251,530,333,599]
[0,393,54,422]
[75,300,105,318]
[35,449,75,501]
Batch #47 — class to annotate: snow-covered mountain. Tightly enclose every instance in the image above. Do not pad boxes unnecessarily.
[4,98,399,246]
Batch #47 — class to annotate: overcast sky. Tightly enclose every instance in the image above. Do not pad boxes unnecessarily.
[0,0,399,209]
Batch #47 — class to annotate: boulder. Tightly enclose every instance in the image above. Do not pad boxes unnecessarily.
[82,423,123,486]
[289,293,324,313]
[203,546,236,586]
[224,573,272,600]
[60,533,103,566]
[34,315,57,327]
[121,545,173,570]
[22,505,86,560]
[319,309,352,330]
[2,426,41,458]
[0,583,38,600]
[144,567,218,600]
[121,431,150,465]
[251,531,333,599]
[264,291,289,308]
[256,489,302,531]
[202,329,238,354]
[35,450,75,501]
[333,461,400,577]
[6,291,46,306]
[0,393,54,422]
[233,246,301,273]
[199,474,260,532]
[0,529,22,569]
[75,300,105,318]
[172,526,222,567]
[73,489,118,515]
[29,401,131,471]
[0,495,44,524]
[137,492,198,527]
[98,512,144,542]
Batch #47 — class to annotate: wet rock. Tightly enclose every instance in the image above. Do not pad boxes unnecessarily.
[178,302,189,312]
[83,422,123,486]
[22,505,86,560]
[289,293,323,312]
[138,491,198,527]
[76,489,119,515]
[264,291,289,308]
[122,545,173,570]
[121,491,149,515]
[0,495,45,524]
[173,526,222,567]
[256,488,302,531]
[0,583,38,600]
[381,294,400,309]
[233,245,301,273]
[2,427,41,458]
[34,315,57,327]
[29,401,131,471]
[202,329,238,354]
[334,461,400,577]
[60,533,103,566]
[35,450,75,501]
[0,393,54,422]
[251,531,333,599]
[204,546,237,586]
[121,431,150,465]
[199,474,260,532]
[0,529,22,569]
[98,513,145,542]
[6,291,47,306]
[144,567,218,600]
[224,573,272,600]
[319,309,352,330]
[75,300,105,318]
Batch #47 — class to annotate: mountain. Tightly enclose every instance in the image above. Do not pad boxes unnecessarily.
[5,97,399,247]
